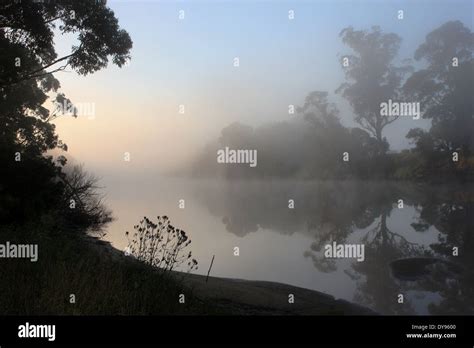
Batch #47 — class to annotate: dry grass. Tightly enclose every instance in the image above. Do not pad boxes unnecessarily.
[0,218,224,315]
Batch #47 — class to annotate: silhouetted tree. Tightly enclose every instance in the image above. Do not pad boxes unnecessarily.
[0,1,132,225]
[337,26,412,152]
[0,1,131,155]
[404,21,474,179]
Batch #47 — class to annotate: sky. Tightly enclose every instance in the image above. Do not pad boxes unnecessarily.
[51,0,473,175]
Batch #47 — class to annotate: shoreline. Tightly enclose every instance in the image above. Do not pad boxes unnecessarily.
[174,271,377,315]
[89,235,377,315]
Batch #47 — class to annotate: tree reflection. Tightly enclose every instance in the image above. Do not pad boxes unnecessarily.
[413,186,474,314]
[195,181,474,314]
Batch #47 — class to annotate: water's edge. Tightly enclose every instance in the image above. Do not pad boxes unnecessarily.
[86,234,377,315]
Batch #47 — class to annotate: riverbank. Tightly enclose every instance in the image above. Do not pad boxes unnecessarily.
[89,235,376,315]
[0,220,376,315]
[176,272,377,315]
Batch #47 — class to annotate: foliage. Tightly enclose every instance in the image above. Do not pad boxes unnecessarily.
[60,165,113,234]
[336,26,412,147]
[0,1,131,228]
[0,0,132,157]
[126,216,198,273]
[403,21,474,179]
[0,220,215,315]
[194,21,473,182]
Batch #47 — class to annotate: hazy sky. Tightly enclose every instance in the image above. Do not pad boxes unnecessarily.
[52,0,473,175]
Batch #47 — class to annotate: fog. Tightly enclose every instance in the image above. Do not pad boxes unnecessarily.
[39,0,474,315]
[49,0,472,179]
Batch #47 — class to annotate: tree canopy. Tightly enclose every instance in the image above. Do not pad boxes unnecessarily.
[336,26,412,149]
[0,1,132,225]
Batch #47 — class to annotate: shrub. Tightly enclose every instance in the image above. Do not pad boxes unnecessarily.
[126,216,198,273]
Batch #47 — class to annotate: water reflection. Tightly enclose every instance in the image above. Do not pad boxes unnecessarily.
[193,180,474,314]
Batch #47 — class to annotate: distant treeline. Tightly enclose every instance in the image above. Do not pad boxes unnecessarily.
[192,21,474,182]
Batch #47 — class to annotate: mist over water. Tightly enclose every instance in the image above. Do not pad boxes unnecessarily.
[100,174,474,315]
[53,0,473,176]
[48,0,473,315]
[3,1,474,341]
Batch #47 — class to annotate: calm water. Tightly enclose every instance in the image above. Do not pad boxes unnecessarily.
[101,174,474,315]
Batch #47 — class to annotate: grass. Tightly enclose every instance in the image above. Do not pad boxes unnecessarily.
[0,216,226,315]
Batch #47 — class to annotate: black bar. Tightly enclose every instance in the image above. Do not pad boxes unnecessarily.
[0,315,472,346]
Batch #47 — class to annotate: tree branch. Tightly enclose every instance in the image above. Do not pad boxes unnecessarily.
[0,44,82,87]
